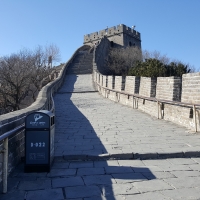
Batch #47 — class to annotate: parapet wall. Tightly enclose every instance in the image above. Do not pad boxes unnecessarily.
[95,71,200,132]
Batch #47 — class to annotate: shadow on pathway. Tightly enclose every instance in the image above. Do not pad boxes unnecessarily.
[0,75,157,199]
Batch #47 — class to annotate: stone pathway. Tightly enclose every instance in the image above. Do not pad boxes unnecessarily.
[1,157,200,199]
[1,74,200,199]
[54,74,200,159]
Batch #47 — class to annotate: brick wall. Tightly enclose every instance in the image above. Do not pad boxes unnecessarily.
[102,75,107,87]
[156,77,182,101]
[125,76,140,94]
[114,76,123,91]
[139,77,157,97]
[182,72,200,104]
[99,74,103,86]
[107,76,114,89]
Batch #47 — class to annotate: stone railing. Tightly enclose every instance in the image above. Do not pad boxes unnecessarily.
[0,45,85,186]
[94,71,200,132]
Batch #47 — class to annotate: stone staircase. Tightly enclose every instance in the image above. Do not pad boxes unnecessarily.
[67,46,93,74]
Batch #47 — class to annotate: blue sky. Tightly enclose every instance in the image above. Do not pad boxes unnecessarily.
[0,0,200,71]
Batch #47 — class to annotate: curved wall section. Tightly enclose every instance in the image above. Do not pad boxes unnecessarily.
[0,45,84,183]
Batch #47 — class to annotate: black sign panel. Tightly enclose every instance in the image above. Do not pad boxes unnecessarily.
[26,112,50,129]
[25,131,49,165]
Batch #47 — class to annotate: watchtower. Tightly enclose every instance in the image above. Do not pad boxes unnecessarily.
[84,24,141,48]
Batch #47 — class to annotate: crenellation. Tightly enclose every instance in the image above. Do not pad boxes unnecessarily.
[182,72,200,104]
[84,24,141,47]
[125,76,140,94]
[156,77,182,101]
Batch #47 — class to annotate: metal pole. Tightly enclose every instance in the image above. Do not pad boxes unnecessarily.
[2,138,8,193]
[193,105,197,132]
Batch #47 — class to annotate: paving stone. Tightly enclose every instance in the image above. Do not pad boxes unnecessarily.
[142,159,172,166]
[160,187,200,199]
[0,191,25,200]
[69,161,93,168]
[94,160,119,167]
[84,195,125,200]
[112,172,147,183]
[47,169,76,177]
[163,176,200,189]
[18,179,51,190]
[105,166,134,174]
[52,162,70,169]
[0,177,20,193]
[189,164,200,171]
[158,164,192,172]
[125,192,170,200]
[83,175,115,185]
[142,171,175,180]
[67,199,83,200]
[118,160,145,167]
[170,170,200,178]
[77,167,105,175]
[192,158,200,163]
[84,197,107,200]
[26,188,64,200]
[65,185,101,199]
[132,166,163,173]
[167,158,198,165]
[102,183,140,196]
[133,179,174,193]
[52,176,84,188]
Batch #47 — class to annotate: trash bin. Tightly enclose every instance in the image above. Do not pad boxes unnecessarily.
[24,110,55,172]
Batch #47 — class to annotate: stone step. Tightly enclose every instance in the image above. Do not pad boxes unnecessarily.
[67,49,93,75]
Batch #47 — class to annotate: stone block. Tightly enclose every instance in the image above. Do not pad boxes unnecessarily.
[65,185,101,199]
[132,179,173,193]
[18,180,51,190]
[52,177,84,188]
[26,188,64,200]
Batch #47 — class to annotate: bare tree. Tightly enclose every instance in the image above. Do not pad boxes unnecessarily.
[142,50,195,74]
[28,44,61,101]
[0,50,34,111]
[45,44,61,68]
[28,46,50,101]
[0,44,61,113]
[142,50,170,65]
